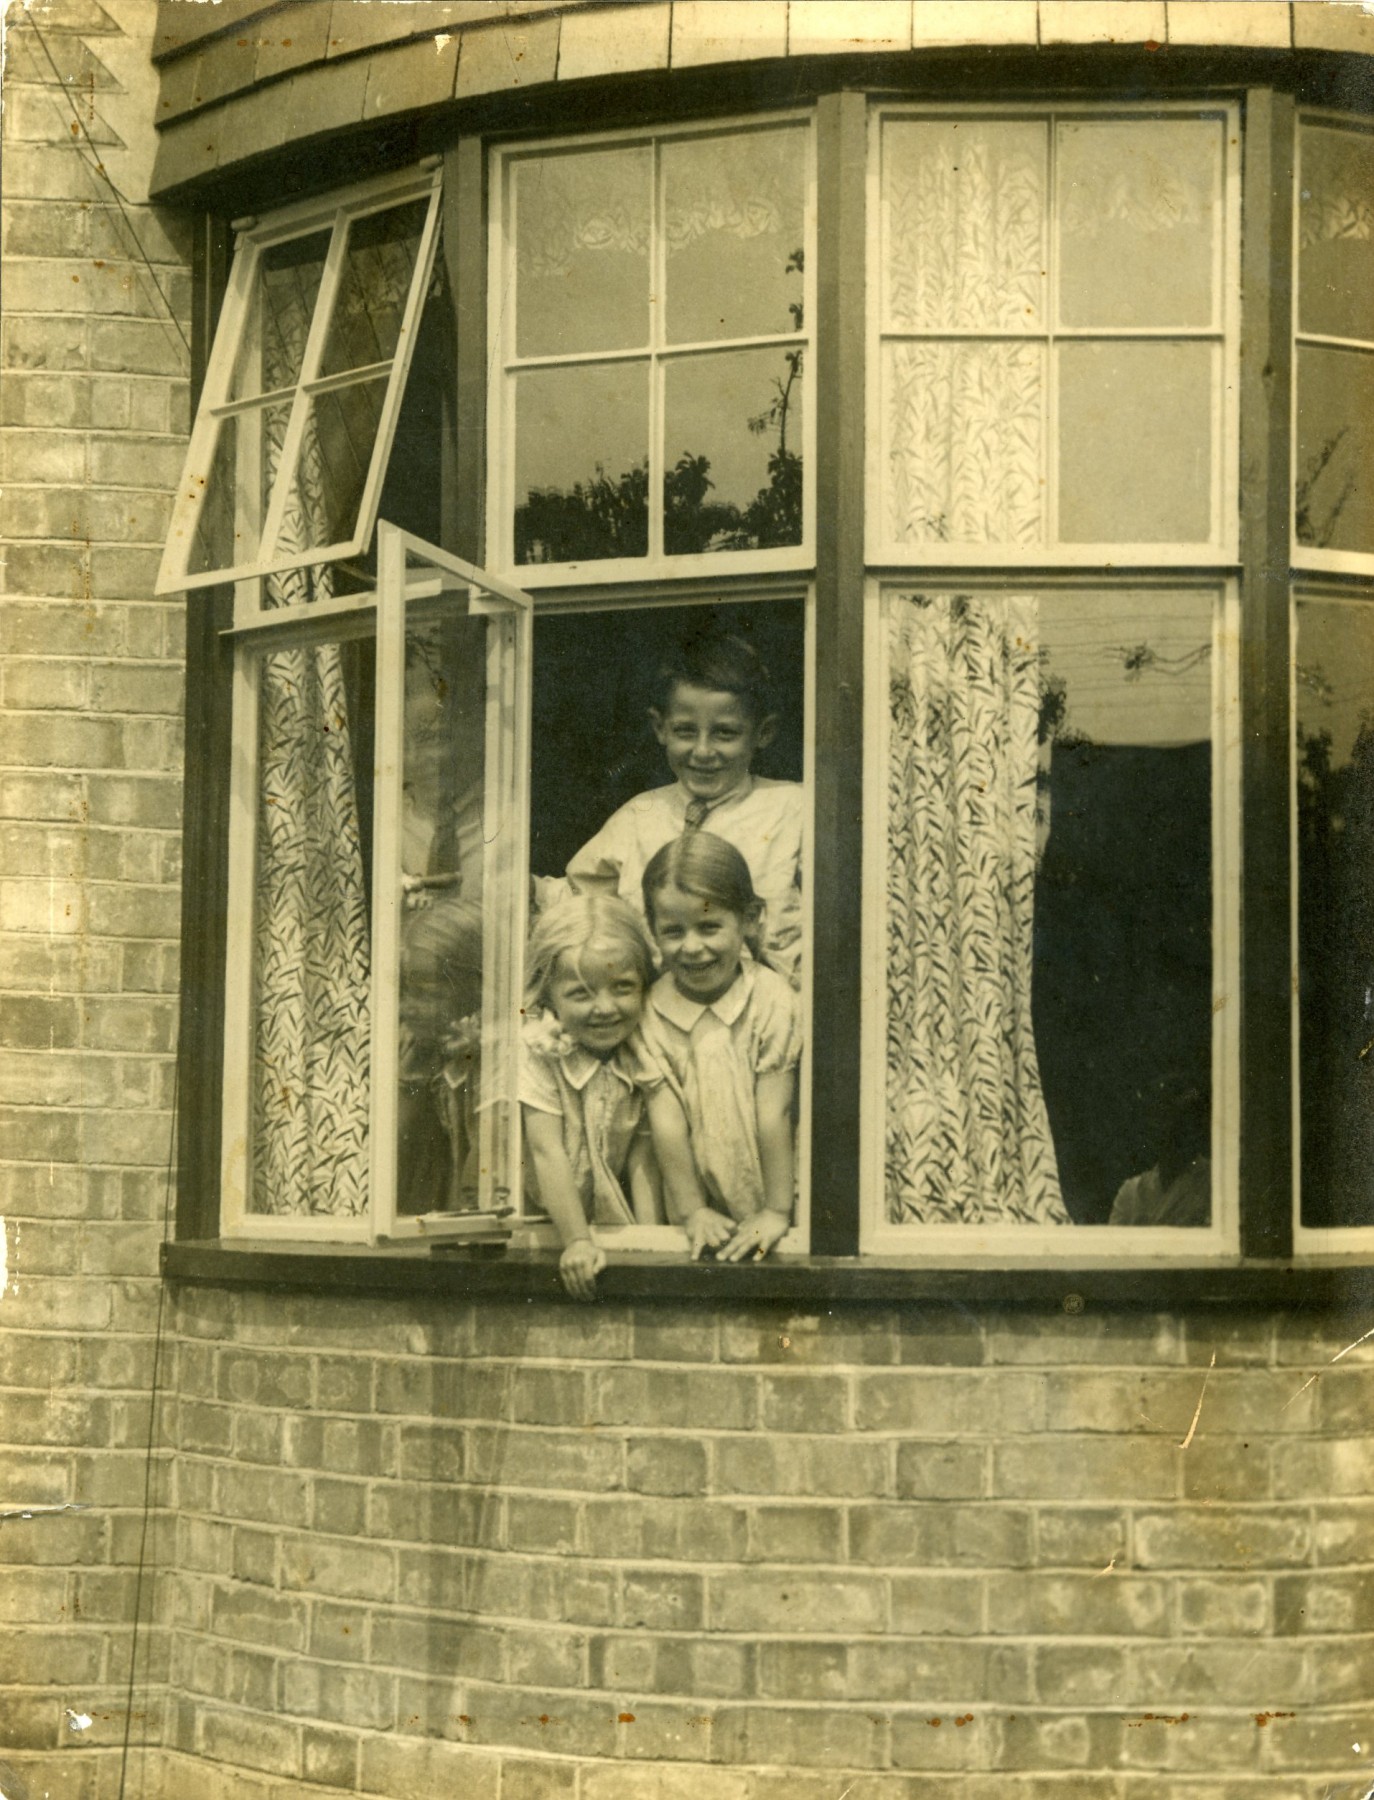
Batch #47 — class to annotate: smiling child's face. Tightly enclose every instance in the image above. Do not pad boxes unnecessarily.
[650,882,749,1006]
[547,941,645,1057]
[650,682,776,807]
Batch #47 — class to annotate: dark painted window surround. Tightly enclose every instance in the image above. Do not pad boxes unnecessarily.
[165,47,1374,1311]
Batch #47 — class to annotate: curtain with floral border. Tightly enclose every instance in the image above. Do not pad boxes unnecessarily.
[885,591,1067,1226]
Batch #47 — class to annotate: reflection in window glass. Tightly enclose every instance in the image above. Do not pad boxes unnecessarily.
[514,362,649,564]
[230,230,330,401]
[396,610,489,1217]
[883,588,1213,1227]
[1299,122,1374,345]
[274,379,389,558]
[1057,118,1219,330]
[320,199,430,376]
[663,348,804,552]
[1296,597,1374,1228]
[663,128,806,344]
[1058,341,1213,543]
[514,146,651,358]
[1296,346,1374,555]
[250,634,374,1216]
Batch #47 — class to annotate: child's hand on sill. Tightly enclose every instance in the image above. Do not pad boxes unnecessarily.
[683,1206,737,1262]
[559,1236,605,1301]
[717,1208,791,1264]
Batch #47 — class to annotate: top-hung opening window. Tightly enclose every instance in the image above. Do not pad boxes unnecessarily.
[156,164,443,603]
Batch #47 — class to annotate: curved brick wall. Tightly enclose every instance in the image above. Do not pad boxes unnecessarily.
[158,1286,1374,1797]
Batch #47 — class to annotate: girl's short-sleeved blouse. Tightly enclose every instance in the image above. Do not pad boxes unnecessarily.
[638,962,800,1223]
[518,1020,659,1228]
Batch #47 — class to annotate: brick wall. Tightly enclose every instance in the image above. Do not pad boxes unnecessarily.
[0,0,189,1793]
[156,1288,1374,1799]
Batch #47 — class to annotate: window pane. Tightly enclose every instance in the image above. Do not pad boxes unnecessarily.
[881,340,1044,547]
[883,118,1046,331]
[1299,122,1374,344]
[271,377,388,560]
[397,608,489,1217]
[1058,117,1219,329]
[514,146,651,358]
[1058,341,1213,543]
[319,198,429,377]
[188,400,291,578]
[1296,346,1374,555]
[250,633,374,1216]
[230,230,330,401]
[883,588,1213,1227]
[662,347,804,553]
[1296,596,1374,1228]
[514,362,649,565]
[663,127,807,344]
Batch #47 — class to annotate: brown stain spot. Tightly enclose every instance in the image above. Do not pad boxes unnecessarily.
[618,1712,635,1723]
[1254,1711,1295,1727]
[458,1715,471,1726]
[926,1716,942,1727]
[1144,38,1162,51]
[1127,1713,1190,1727]
[538,1714,551,1726]
[954,1714,973,1727]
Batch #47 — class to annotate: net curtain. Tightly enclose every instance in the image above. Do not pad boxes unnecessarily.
[250,301,371,1218]
[885,592,1067,1227]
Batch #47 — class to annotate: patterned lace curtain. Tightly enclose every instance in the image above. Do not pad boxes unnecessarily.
[251,297,371,1217]
[885,592,1067,1226]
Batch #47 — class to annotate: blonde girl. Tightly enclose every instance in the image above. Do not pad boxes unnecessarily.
[639,832,801,1263]
[521,895,701,1299]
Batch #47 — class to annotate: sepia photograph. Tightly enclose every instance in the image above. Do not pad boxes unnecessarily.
[1,0,1373,1794]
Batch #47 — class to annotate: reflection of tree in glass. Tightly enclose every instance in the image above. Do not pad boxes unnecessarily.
[516,252,806,564]
[1296,426,1356,547]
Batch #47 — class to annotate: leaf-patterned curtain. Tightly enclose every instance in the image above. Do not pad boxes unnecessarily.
[250,310,371,1217]
[885,592,1067,1226]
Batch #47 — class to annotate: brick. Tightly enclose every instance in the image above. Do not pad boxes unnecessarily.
[1274,1438,1374,1499]
[1034,1507,1129,1567]
[714,1434,892,1499]
[621,1568,705,1630]
[588,1365,757,1430]
[721,1309,898,1367]
[1177,1576,1270,1635]
[895,1440,987,1499]
[626,1435,708,1497]
[504,1621,587,1688]
[198,1703,301,1778]
[1125,1640,1307,1707]
[986,1314,1182,1366]
[748,1503,843,1562]
[753,1638,848,1701]
[1134,1507,1311,1569]
[759,1372,849,1433]
[280,1660,396,1731]
[986,1572,1171,1637]
[889,1709,995,1772]
[1275,1570,1374,1635]
[210,1584,309,1654]
[715,1702,887,1770]
[301,1722,360,1788]
[0,994,81,1049]
[709,1569,885,1634]
[358,1736,500,1800]
[279,1536,394,1604]
[3,313,87,369]
[857,1370,1044,1435]
[1180,1437,1272,1504]
[466,1426,623,1492]
[993,1437,1177,1500]
[370,1612,504,1682]
[631,1306,719,1363]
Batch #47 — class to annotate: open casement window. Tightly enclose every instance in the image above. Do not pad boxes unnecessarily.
[869,105,1240,566]
[488,115,816,585]
[156,164,442,599]
[220,524,533,1242]
[1294,115,1374,575]
[860,99,1242,1257]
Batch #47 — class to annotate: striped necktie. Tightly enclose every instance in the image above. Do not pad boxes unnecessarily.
[683,796,713,830]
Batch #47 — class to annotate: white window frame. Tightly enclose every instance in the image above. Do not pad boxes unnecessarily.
[1292,110,1374,580]
[865,101,1242,570]
[486,112,817,588]
[156,163,443,601]
[859,572,1242,1263]
[220,523,534,1243]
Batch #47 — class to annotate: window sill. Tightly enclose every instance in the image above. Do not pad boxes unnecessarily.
[161,1240,1373,1310]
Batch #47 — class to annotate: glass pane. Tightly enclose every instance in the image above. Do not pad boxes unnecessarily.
[250,632,374,1216]
[883,118,1046,331]
[1296,346,1374,554]
[319,198,429,377]
[1296,597,1374,1227]
[188,400,291,578]
[1058,341,1214,543]
[514,145,651,357]
[1058,117,1220,329]
[663,127,807,344]
[230,229,330,401]
[397,607,490,1217]
[1299,122,1374,344]
[881,340,1044,547]
[662,348,804,553]
[272,377,388,559]
[514,362,649,565]
[883,588,1212,1227]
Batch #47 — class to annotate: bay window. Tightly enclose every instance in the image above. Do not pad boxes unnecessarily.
[162,81,1373,1283]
